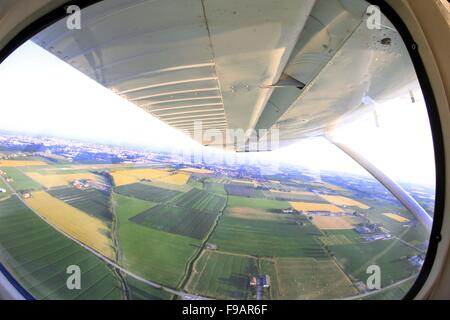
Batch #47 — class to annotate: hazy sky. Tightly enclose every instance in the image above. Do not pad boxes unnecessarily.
[0,41,436,186]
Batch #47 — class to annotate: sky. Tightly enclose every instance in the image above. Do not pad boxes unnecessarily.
[0,41,436,187]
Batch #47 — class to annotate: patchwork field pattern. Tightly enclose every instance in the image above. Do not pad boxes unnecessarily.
[115,183,180,202]
[114,193,200,287]
[320,194,370,209]
[0,196,123,300]
[48,187,112,222]
[129,204,219,240]
[24,191,113,258]
[0,167,42,191]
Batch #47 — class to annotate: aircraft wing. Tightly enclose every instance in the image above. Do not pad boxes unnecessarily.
[32,0,418,150]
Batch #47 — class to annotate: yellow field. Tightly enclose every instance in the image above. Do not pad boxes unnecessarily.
[311,216,354,230]
[110,168,170,186]
[270,189,315,196]
[24,191,113,258]
[181,167,213,174]
[320,195,369,209]
[324,182,345,191]
[0,160,47,167]
[26,172,98,188]
[383,212,410,223]
[289,201,343,213]
[154,172,191,185]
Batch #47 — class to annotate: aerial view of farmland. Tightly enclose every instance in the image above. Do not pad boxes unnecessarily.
[0,133,434,300]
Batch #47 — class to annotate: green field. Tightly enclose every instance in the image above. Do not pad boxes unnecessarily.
[0,167,42,191]
[113,193,201,288]
[227,195,289,210]
[209,215,327,258]
[186,251,257,299]
[125,276,173,300]
[362,277,417,300]
[318,230,362,246]
[48,187,113,222]
[270,257,357,299]
[329,239,420,287]
[187,177,204,189]
[115,183,180,203]
[0,196,124,300]
[130,204,219,240]
[175,188,227,213]
[204,179,227,195]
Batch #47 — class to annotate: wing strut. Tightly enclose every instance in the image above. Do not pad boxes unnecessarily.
[329,138,433,232]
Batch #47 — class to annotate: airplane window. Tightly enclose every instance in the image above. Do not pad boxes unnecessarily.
[0,0,438,300]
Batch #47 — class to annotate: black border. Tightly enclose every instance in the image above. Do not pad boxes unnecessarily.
[0,0,446,301]
[364,0,446,300]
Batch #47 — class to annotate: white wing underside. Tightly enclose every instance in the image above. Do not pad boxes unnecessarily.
[33,0,419,151]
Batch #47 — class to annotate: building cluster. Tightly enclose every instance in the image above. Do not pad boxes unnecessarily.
[72,179,92,190]
[250,275,271,300]
[354,223,392,242]
[408,255,425,268]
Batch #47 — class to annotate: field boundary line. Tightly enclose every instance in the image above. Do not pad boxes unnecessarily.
[179,190,229,291]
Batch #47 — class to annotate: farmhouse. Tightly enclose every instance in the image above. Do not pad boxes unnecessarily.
[354,223,382,234]
[249,275,270,288]
[72,179,92,190]
[21,192,31,199]
[205,243,218,250]
[409,255,425,268]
